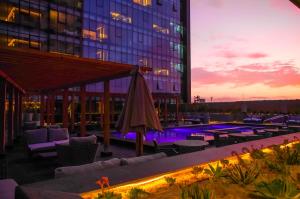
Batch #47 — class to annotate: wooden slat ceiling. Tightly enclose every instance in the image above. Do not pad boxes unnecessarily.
[0,47,134,93]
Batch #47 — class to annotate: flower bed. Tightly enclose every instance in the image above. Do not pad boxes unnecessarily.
[82,139,300,199]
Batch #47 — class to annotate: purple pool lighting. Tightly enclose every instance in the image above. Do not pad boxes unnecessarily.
[112,124,256,144]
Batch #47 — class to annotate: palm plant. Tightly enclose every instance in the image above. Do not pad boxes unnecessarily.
[251,178,300,199]
[95,191,122,199]
[191,166,204,179]
[272,145,300,165]
[164,176,176,187]
[127,188,150,199]
[204,163,225,180]
[225,163,260,186]
[250,148,266,160]
[179,183,215,199]
[265,159,290,177]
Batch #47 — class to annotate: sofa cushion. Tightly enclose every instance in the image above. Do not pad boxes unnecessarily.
[69,135,97,146]
[48,128,69,142]
[28,142,55,152]
[55,161,104,178]
[120,153,167,166]
[54,140,69,146]
[54,158,121,178]
[0,179,17,199]
[25,128,48,145]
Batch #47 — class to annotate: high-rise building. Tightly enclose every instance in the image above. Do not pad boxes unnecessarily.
[0,0,191,103]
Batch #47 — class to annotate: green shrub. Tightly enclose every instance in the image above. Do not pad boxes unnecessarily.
[179,183,215,199]
[251,179,300,199]
[225,164,260,186]
[127,188,149,199]
[95,191,122,199]
[164,176,176,186]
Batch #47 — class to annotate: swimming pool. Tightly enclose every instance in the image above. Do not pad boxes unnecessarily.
[112,124,257,144]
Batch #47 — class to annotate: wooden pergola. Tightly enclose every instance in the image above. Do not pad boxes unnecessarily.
[0,47,134,154]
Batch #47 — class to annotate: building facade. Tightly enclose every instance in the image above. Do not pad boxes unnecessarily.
[0,0,191,103]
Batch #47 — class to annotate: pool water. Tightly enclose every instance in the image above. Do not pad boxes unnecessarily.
[113,124,256,144]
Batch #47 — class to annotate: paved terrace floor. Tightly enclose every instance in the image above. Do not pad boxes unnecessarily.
[25,132,300,194]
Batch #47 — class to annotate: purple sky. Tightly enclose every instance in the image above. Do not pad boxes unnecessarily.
[190,0,300,102]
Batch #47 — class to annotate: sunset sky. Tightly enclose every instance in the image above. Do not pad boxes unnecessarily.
[190,0,300,102]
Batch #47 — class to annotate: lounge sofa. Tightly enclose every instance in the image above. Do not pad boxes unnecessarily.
[56,135,100,166]
[55,152,167,178]
[24,128,69,157]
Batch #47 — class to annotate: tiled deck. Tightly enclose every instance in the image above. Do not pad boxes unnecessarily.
[25,132,300,194]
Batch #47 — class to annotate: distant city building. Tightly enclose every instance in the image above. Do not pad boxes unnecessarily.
[193,96,205,104]
[0,0,191,103]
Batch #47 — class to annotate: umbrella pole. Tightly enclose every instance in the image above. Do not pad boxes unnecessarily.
[136,131,144,156]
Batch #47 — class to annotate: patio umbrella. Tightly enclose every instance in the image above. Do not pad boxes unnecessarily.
[116,69,162,156]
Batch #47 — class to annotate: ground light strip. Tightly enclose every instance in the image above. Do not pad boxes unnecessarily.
[81,139,298,199]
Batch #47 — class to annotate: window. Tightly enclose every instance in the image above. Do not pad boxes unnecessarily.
[133,0,152,6]
[97,25,107,41]
[96,50,108,61]
[157,0,163,5]
[82,29,96,40]
[111,12,132,24]
[153,24,169,34]
[154,68,169,76]
[173,1,177,12]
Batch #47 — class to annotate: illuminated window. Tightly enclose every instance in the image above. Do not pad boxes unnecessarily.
[153,24,169,34]
[96,50,108,61]
[133,0,152,6]
[97,25,107,41]
[5,7,41,22]
[7,38,40,49]
[111,12,132,24]
[82,29,96,40]
[154,69,169,76]
[5,7,17,22]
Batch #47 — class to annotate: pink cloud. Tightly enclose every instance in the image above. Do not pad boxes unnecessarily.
[216,50,240,59]
[192,61,300,88]
[215,50,269,59]
[246,53,268,59]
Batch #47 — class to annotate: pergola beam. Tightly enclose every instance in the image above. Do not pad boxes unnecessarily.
[40,95,45,127]
[80,85,86,136]
[62,89,69,128]
[0,78,7,154]
[103,80,110,151]
[7,85,14,146]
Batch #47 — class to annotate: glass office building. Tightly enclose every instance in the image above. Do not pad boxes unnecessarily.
[0,0,191,103]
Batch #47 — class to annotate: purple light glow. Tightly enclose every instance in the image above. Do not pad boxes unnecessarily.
[113,124,255,143]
